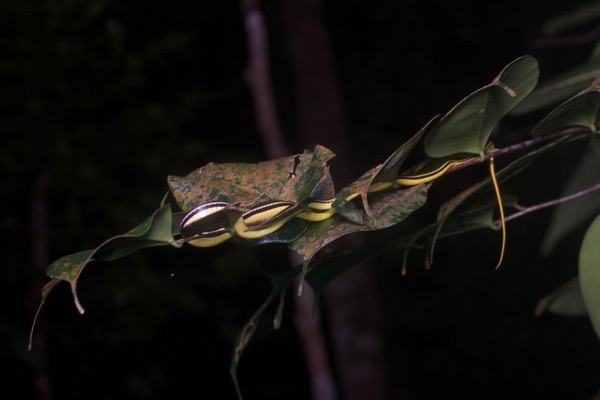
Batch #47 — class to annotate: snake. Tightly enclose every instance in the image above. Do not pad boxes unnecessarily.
[179,152,484,247]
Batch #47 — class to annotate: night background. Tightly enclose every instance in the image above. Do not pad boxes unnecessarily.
[3,1,600,399]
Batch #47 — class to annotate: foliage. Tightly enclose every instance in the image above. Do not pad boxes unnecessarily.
[29,45,600,397]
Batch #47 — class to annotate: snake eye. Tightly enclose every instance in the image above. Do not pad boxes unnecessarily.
[180,202,234,239]
[241,201,295,228]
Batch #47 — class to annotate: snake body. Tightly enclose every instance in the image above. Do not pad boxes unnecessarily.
[179,153,480,247]
[180,153,474,247]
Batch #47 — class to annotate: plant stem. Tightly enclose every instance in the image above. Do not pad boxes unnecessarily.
[503,182,600,224]
[448,126,590,173]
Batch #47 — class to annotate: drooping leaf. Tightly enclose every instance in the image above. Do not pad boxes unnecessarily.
[424,56,539,158]
[535,277,588,317]
[578,213,600,339]
[533,76,600,136]
[428,166,516,263]
[167,145,335,212]
[541,146,600,255]
[443,202,499,231]
[333,117,438,223]
[42,204,177,314]
[261,267,301,329]
[291,184,428,292]
[430,195,507,266]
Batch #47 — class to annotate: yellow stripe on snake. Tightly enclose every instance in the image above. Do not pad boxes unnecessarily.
[180,152,487,247]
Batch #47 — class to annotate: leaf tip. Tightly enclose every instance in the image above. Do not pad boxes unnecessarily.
[71,283,86,315]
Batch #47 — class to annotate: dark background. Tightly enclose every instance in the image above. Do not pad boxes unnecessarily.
[3,1,600,399]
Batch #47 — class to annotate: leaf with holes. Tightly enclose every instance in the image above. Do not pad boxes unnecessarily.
[167,145,335,212]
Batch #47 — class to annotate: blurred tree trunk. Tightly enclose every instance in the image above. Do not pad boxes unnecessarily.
[279,1,390,399]
[240,1,338,399]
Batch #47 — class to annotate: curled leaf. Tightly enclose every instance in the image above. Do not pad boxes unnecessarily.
[39,204,176,315]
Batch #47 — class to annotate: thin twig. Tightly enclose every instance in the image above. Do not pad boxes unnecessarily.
[409,128,597,244]
[435,182,600,241]
[503,182,600,223]
[448,126,588,174]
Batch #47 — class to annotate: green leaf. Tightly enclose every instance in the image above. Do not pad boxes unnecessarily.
[43,204,177,314]
[512,61,600,115]
[446,202,499,231]
[535,277,587,317]
[541,147,600,255]
[533,76,600,136]
[333,116,437,223]
[426,136,569,263]
[291,184,428,293]
[579,213,600,339]
[424,56,539,157]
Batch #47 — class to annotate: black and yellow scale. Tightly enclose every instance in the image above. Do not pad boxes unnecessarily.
[178,150,506,267]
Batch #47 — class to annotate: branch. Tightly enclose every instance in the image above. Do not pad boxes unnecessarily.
[402,128,597,250]
[241,1,289,157]
[448,126,590,174]
[503,182,600,224]
[434,182,600,242]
